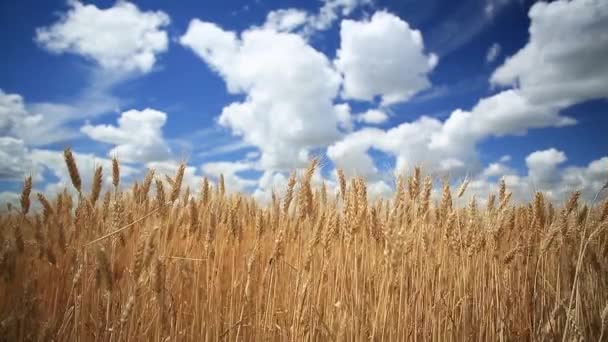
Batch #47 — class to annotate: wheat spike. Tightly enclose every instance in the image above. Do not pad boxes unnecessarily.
[64,148,81,193]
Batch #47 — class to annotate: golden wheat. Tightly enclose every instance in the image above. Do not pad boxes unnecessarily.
[0,156,607,341]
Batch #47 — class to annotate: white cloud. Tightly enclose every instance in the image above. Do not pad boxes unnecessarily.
[329,84,581,185]
[525,148,567,188]
[262,0,371,37]
[0,137,35,181]
[327,128,381,178]
[264,9,309,32]
[357,109,388,124]
[0,89,81,146]
[253,170,288,203]
[335,103,354,132]
[449,149,607,204]
[170,0,608,207]
[485,42,501,63]
[36,1,170,73]
[81,108,171,164]
[306,0,371,32]
[335,11,438,105]
[521,150,607,202]
[181,20,342,170]
[491,0,608,107]
[481,161,513,178]
[431,90,575,152]
[328,116,462,179]
[402,0,607,189]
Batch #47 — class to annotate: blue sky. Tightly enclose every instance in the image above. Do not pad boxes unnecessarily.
[1,0,607,205]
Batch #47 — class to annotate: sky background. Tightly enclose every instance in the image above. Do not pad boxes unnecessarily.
[1,0,607,207]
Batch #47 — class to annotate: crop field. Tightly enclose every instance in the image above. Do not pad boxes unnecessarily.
[1,148,607,341]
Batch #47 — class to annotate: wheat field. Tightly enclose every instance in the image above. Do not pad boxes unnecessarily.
[0,148,607,341]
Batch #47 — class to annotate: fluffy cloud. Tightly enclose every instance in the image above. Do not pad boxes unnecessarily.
[357,109,388,124]
[470,149,608,203]
[328,116,461,178]
[0,89,80,146]
[0,137,34,180]
[36,1,170,73]
[253,171,289,203]
[0,90,39,139]
[431,90,576,152]
[328,86,577,188]
[81,108,171,164]
[525,148,567,189]
[181,20,342,170]
[335,11,438,105]
[491,0,608,107]
[327,128,382,178]
[481,161,513,178]
[422,0,608,183]
[413,0,607,184]
[334,103,354,132]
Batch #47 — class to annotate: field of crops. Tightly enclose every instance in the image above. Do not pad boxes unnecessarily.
[1,148,607,341]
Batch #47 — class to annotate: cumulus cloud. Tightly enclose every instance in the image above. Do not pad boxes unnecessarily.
[180,20,342,170]
[491,0,608,107]
[81,108,171,164]
[436,148,607,206]
[334,103,354,132]
[335,11,438,105]
[328,85,577,189]
[253,171,289,203]
[0,89,81,146]
[481,161,513,178]
[357,109,388,124]
[0,137,35,180]
[327,128,382,178]
[179,0,606,206]
[526,148,567,188]
[431,90,576,152]
[36,1,170,73]
[328,116,459,178]
[407,0,607,185]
